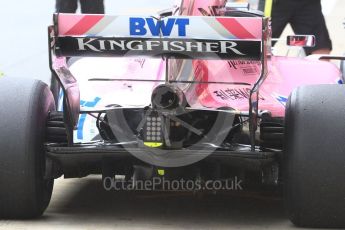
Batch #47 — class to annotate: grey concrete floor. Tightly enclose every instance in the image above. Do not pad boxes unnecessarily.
[0,0,344,229]
[0,177,306,230]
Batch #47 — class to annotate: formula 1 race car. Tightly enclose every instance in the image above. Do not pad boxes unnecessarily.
[1,0,345,228]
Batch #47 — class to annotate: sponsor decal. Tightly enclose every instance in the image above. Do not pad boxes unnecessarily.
[76,38,244,55]
[57,37,261,59]
[129,17,189,37]
[227,60,261,69]
[241,66,259,75]
[214,88,265,101]
[273,93,288,107]
[227,60,261,76]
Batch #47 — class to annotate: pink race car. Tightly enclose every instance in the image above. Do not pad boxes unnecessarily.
[0,0,345,227]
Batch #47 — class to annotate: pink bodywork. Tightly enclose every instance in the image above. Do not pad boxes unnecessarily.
[177,0,341,117]
[64,0,341,118]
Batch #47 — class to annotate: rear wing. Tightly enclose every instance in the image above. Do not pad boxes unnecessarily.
[50,13,268,60]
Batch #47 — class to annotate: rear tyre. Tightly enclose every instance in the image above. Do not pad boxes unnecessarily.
[284,84,345,228]
[0,78,55,218]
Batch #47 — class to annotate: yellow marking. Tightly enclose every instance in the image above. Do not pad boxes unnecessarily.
[144,142,163,148]
[264,0,273,17]
[158,169,165,176]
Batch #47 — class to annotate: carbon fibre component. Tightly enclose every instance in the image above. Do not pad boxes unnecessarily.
[45,143,278,178]
[46,111,68,143]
